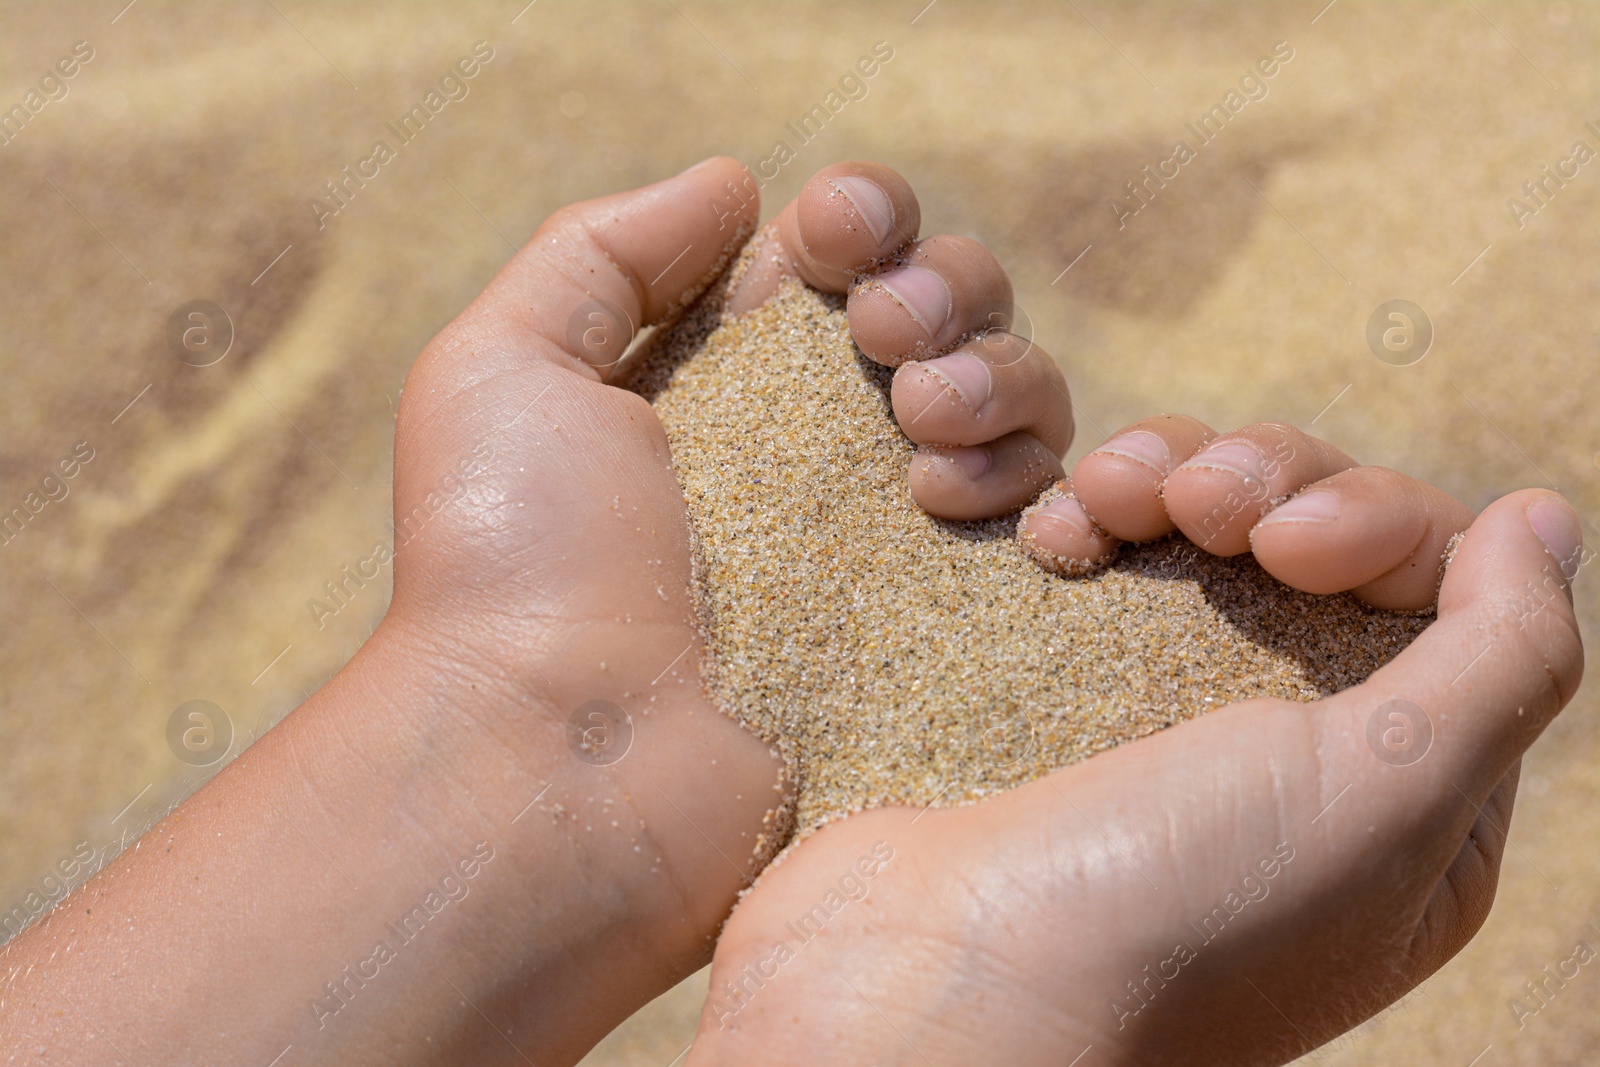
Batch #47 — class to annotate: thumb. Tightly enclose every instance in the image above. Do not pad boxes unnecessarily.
[436,155,759,383]
[1319,489,1585,850]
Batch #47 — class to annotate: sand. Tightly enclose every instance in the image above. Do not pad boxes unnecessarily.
[630,254,1431,839]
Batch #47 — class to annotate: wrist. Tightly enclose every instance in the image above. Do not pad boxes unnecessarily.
[4,607,782,1067]
[345,607,786,1055]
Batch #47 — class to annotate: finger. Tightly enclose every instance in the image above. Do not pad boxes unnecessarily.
[1327,490,1584,825]
[721,220,790,317]
[725,162,920,313]
[1163,422,1356,555]
[1017,479,1118,575]
[848,235,1013,366]
[889,331,1074,453]
[909,432,1063,521]
[1070,414,1216,542]
[785,162,920,289]
[1018,414,1212,573]
[1249,466,1477,610]
[460,156,761,382]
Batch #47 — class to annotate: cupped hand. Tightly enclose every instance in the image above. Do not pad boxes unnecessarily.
[684,485,1583,1066]
[381,158,796,1053]
[667,167,1587,1067]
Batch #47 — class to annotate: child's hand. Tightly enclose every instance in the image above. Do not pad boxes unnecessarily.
[670,162,1584,1067]
[4,158,827,1066]
[375,157,802,1052]
[685,487,1584,1067]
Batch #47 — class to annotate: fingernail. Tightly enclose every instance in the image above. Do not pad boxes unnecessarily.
[1177,442,1265,482]
[831,176,895,245]
[877,266,951,339]
[921,353,992,412]
[1527,497,1583,580]
[1258,490,1341,526]
[1092,430,1170,474]
[1031,494,1093,534]
[936,446,991,480]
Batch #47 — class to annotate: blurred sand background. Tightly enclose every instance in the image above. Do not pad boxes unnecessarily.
[2,1,1597,1062]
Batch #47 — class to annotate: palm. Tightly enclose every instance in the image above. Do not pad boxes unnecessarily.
[391,355,703,710]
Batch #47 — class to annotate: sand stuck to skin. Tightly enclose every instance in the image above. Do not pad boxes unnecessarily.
[629,259,1430,839]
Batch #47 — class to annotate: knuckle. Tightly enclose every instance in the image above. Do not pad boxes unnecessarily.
[920,235,1010,291]
[971,330,1036,371]
[535,204,584,251]
[1245,420,1299,440]
[927,233,990,260]
[1479,583,1585,703]
[1151,413,1215,443]
[1349,464,1412,496]
[1244,421,1312,455]
[1539,603,1585,703]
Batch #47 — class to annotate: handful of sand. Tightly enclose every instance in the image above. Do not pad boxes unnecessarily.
[629,256,1428,840]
